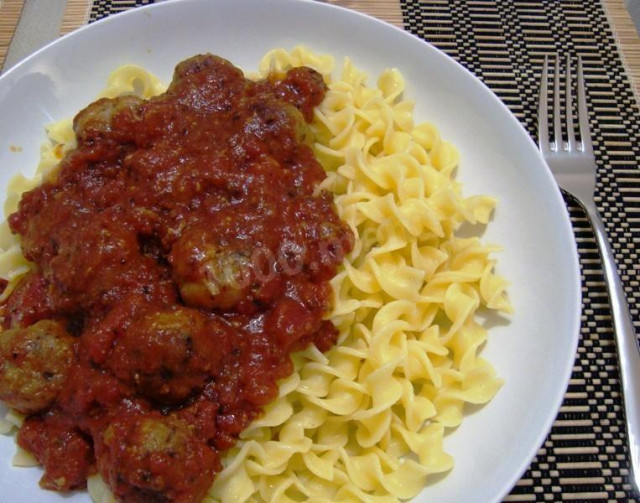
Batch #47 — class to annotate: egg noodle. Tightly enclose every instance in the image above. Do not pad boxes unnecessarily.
[0,47,511,502]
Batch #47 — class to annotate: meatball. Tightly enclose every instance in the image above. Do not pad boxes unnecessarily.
[0,320,75,414]
[166,54,246,114]
[233,99,312,161]
[96,414,218,503]
[74,95,143,144]
[272,66,327,122]
[2,271,54,329]
[107,306,231,404]
[170,229,252,311]
[169,226,285,312]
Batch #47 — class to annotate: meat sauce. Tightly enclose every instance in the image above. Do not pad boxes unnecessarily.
[0,55,353,502]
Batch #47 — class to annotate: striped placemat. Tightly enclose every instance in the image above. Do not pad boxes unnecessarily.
[0,0,25,68]
[1,0,640,501]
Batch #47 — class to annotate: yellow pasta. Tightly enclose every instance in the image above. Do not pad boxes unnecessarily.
[206,47,511,502]
[0,48,511,502]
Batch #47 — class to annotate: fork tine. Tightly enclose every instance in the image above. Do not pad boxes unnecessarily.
[577,55,593,155]
[553,55,563,151]
[538,55,550,154]
[565,54,577,151]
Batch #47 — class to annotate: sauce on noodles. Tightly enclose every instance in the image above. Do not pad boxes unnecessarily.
[0,54,353,502]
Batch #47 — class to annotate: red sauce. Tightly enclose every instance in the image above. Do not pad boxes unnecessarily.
[0,54,353,502]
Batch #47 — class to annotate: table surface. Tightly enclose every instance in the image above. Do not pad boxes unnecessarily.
[1,0,640,501]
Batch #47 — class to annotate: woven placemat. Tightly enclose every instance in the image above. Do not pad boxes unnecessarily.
[69,0,640,500]
[0,0,25,69]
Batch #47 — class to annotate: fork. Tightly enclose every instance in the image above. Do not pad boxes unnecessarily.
[538,54,640,493]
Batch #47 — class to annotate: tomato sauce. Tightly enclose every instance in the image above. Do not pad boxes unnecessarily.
[0,55,353,502]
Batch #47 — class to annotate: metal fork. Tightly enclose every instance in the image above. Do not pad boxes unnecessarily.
[538,54,640,493]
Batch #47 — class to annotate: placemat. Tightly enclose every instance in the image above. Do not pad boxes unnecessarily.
[0,0,25,68]
[5,0,640,500]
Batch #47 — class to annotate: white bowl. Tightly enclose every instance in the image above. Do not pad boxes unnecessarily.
[0,1,581,501]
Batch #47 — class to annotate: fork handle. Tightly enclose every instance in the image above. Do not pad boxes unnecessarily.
[584,203,640,492]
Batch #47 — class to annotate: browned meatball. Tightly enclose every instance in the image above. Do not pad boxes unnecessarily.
[96,414,218,503]
[169,226,286,312]
[0,320,75,414]
[107,306,231,404]
[234,99,312,160]
[73,95,143,144]
[166,54,246,114]
[2,271,54,329]
[170,233,251,311]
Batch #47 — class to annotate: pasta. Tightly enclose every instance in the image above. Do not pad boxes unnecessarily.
[0,47,511,502]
